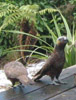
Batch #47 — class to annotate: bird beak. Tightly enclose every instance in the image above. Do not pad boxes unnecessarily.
[65,39,69,43]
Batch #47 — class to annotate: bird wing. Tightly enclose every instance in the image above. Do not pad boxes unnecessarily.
[38,51,64,76]
[17,75,34,85]
[34,54,55,76]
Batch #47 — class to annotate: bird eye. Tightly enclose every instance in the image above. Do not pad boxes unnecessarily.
[59,38,63,42]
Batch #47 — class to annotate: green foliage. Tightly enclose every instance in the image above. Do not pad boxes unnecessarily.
[3,19,76,67]
[65,23,76,67]
[0,3,39,31]
[0,1,76,68]
[0,2,40,57]
[69,0,76,4]
[0,2,59,58]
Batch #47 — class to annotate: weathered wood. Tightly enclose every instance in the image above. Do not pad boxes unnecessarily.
[6,75,75,100]
[0,82,48,100]
[0,65,76,100]
[60,65,76,79]
[48,87,76,100]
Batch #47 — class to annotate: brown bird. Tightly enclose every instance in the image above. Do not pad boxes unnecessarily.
[34,36,68,85]
[4,61,33,87]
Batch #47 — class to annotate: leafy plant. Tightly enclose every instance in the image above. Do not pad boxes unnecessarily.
[0,2,40,58]
[65,23,76,67]
[0,3,39,31]
[0,2,76,68]
[3,21,76,67]
[0,2,58,58]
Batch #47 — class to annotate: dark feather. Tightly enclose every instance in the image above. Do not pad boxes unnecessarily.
[34,36,68,82]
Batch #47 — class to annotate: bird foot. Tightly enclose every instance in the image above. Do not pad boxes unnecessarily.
[33,77,40,82]
[34,79,41,82]
[29,81,35,85]
[11,84,16,88]
[50,81,60,85]
[17,84,23,87]
[56,80,67,84]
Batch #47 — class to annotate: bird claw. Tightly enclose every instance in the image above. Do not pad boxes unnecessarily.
[29,81,35,85]
[18,84,23,87]
[34,79,41,82]
[50,81,60,85]
[56,80,67,84]
[33,77,40,82]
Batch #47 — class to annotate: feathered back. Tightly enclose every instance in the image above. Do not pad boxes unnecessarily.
[4,61,33,85]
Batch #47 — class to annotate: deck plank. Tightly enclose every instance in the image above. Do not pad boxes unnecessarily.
[60,65,76,79]
[0,81,49,100]
[48,87,76,100]
[9,75,75,100]
[0,65,76,100]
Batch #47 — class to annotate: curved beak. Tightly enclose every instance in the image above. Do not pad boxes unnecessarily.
[65,39,69,43]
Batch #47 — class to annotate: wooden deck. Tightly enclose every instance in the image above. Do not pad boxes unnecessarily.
[0,65,76,100]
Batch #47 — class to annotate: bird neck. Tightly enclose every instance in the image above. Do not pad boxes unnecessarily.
[54,44,65,52]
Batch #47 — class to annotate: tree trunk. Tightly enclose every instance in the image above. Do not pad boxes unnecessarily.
[19,19,37,64]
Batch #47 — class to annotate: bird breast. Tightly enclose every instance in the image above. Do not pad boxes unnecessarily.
[54,51,65,68]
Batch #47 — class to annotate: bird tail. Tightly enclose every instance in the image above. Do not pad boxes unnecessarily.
[17,75,34,85]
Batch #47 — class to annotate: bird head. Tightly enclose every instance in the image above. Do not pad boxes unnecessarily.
[57,36,68,45]
[56,36,68,50]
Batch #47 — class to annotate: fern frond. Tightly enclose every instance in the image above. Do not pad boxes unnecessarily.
[0,2,59,31]
[0,2,18,18]
[0,3,39,31]
[39,8,58,15]
[20,4,39,12]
